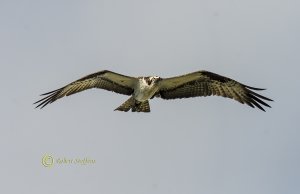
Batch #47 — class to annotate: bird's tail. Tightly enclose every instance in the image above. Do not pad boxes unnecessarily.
[114,97,150,112]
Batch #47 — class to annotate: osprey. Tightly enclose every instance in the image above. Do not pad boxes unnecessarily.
[34,70,273,112]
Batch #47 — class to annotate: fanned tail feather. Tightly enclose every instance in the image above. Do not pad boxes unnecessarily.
[114,97,150,112]
[132,100,150,112]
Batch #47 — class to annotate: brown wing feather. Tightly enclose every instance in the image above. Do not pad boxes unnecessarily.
[34,70,136,109]
[159,71,273,111]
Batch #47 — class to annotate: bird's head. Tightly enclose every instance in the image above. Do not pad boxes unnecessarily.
[144,76,161,85]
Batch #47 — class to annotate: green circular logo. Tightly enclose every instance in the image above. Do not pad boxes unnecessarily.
[42,155,54,167]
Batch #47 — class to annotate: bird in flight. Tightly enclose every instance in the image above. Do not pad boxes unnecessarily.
[34,70,273,112]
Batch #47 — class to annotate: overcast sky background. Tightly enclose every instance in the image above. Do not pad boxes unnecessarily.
[1,0,299,193]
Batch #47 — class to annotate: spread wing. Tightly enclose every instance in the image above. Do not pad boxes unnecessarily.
[158,71,273,111]
[34,70,137,108]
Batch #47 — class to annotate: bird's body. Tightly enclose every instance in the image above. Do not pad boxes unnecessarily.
[34,70,273,112]
[134,77,160,102]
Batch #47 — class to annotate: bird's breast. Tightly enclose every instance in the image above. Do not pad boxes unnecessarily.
[134,80,159,102]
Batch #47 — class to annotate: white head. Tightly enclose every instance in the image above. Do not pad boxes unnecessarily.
[143,76,161,85]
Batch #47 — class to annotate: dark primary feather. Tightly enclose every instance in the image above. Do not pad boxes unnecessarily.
[34,70,135,108]
[159,71,273,111]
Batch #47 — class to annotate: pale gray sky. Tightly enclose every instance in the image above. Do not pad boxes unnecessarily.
[1,0,299,194]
